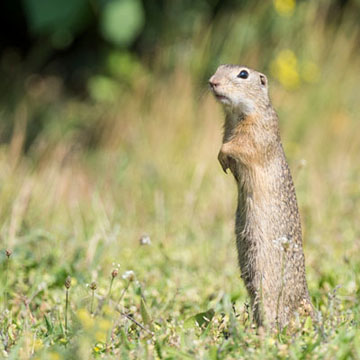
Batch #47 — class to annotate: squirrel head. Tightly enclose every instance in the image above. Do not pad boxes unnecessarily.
[209,65,270,116]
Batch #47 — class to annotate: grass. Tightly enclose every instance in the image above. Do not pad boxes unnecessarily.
[1,2,360,359]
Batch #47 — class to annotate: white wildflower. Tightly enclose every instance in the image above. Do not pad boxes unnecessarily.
[139,234,151,246]
[122,270,135,281]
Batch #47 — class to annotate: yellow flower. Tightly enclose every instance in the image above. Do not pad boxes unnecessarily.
[93,343,105,353]
[99,319,112,332]
[274,0,296,16]
[49,352,62,360]
[95,331,107,342]
[33,338,43,352]
[77,308,95,330]
[271,49,300,89]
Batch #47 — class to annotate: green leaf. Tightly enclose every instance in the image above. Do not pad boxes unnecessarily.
[44,314,54,334]
[184,308,215,329]
[140,298,154,331]
[209,346,219,360]
[303,315,313,333]
[100,0,145,47]
[164,347,194,359]
[120,328,131,350]
[154,340,163,359]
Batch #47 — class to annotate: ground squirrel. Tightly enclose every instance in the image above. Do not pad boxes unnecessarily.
[209,64,313,329]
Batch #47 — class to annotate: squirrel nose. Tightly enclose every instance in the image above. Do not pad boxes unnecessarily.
[209,77,220,88]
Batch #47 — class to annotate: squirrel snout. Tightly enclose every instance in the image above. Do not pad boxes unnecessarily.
[209,77,220,88]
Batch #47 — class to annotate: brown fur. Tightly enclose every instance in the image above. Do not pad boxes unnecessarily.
[210,65,313,329]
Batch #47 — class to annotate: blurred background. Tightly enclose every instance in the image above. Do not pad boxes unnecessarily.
[0,0,359,323]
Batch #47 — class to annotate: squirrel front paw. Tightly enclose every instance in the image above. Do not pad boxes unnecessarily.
[219,144,236,174]
[218,150,230,173]
[218,144,238,176]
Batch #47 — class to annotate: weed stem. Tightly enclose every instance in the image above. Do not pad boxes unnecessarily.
[64,276,71,336]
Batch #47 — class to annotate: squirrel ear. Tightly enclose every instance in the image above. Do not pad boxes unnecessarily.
[260,74,267,86]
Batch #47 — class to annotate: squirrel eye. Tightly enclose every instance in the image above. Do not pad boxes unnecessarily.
[237,70,249,79]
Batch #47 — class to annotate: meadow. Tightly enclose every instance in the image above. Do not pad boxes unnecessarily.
[0,1,360,359]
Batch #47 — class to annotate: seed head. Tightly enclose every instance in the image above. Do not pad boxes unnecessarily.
[90,281,97,291]
[65,276,72,289]
[111,269,119,279]
[5,249,12,258]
